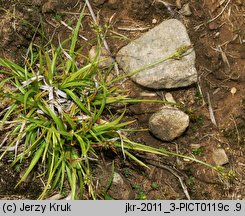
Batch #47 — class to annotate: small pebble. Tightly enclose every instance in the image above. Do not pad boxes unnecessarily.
[212,148,229,166]
[213,32,220,38]
[179,3,192,16]
[176,0,182,9]
[165,92,176,103]
[208,22,219,30]
[113,172,124,185]
[152,18,157,24]
[230,87,237,96]
[190,144,202,149]
[140,92,157,97]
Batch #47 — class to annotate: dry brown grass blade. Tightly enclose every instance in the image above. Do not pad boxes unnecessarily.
[207,93,217,127]
[194,0,231,31]
[218,45,231,72]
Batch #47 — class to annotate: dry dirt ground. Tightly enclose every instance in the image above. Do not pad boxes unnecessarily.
[0,0,245,200]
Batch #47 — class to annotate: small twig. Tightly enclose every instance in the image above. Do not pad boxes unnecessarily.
[230,114,240,145]
[136,153,191,200]
[218,45,231,71]
[73,0,81,9]
[85,0,120,75]
[85,0,110,51]
[0,132,11,149]
[60,11,86,15]
[12,4,16,31]
[117,26,150,31]
[160,165,190,200]
[194,0,231,31]
[117,131,126,160]
[197,78,206,106]
[113,59,120,76]
[147,160,191,200]
[207,92,217,126]
[84,0,97,23]
[58,35,72,60]
[210,45,231,72]
[45,18,60,28]
[110,30,129,40]
[60,20,88,41]
[0,146,16,152]
[15,121,26,158]
[154,0,175,17]
[207,0,231,23]
[140,92,157,97]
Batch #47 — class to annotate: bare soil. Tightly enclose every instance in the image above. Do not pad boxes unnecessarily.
[0,0,244,200]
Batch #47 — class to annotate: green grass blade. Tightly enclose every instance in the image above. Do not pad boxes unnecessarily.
[15,142,46,187]
[63,112,76,130]
[0,76,14,89]
[93,109,125,132]
[60,80,91,89]
[60,160,66,192]
[104,161,114,194]
[44,51,52,83]
[74,134,90,158]
[118,139,168,157]
[23,89,36,111]
[43,131,51,163]
[77,171,84,198]
[50,155,65,191]
[0,104,18,128]
[64,89,90,115]
[0,58,25,78]
[63,62,94,84]
[124,150,149,168]
[39,152,63,199]
[92,84,106,124]
[71,168,77,200]
[92,95,128,105]
[41,99,66,131]
[65,7,85,73]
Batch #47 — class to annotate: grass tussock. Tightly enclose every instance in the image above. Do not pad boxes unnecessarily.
[0,11,220,199]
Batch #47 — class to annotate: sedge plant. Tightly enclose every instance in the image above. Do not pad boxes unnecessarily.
[0,11,220,199]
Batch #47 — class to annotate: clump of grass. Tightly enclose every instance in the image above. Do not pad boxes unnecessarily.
[122,168,133,178]
[151,181,159,190]
[0,11,221,199]
[54,12,65,21]
[191,147,205,156]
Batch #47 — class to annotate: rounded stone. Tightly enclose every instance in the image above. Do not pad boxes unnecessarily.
[149,107,189,141]
[212,148,229,166]
[179,3,192,16]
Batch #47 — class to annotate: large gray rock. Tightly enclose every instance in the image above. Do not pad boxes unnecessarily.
[116,19,197,89]
[149,106,189,141]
